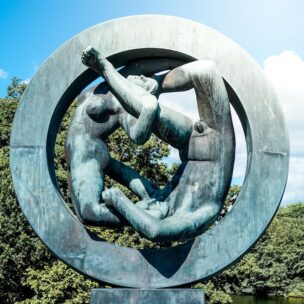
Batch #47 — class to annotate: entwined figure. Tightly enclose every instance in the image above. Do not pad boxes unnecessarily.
[65,47,235,242]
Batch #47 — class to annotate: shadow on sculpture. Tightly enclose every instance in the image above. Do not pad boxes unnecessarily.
[139,239,195,278]
[10,16,289,299]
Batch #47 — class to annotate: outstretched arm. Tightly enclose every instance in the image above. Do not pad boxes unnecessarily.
[82,47,159,144]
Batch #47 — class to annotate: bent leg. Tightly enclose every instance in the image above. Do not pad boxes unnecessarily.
[70,160,123,227]
[102,187,221,242]
[68,135,124,227]
[160,60,231,130]
[102,187,165,240]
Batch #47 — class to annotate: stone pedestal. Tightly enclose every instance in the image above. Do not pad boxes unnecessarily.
[90,288,204,303]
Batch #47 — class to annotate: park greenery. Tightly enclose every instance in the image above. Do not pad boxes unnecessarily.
[0,78,303,303]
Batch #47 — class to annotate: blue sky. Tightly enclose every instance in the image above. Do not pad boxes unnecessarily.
[1,0,303,204]
[1,0,303,94]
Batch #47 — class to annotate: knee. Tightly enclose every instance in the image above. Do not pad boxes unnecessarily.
[76,202,100,224]
[142,95,159,116]
[205,202,222,220]
[144,223,171,242]
[146,227,162,242]
[130,132,150,145]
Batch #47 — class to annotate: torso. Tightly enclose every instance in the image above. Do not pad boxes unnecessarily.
[165,122,234,215]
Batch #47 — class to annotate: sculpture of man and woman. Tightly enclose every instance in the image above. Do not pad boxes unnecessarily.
[65,47,235,242]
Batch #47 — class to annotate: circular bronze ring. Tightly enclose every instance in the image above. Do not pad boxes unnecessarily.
[10,15,289,288]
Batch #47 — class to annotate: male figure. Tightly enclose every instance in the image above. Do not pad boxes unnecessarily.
[66,47,235,242]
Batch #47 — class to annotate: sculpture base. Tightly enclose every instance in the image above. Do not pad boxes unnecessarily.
[90,288,204,303]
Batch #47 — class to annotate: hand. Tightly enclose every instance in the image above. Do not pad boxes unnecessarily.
[102,187,122,208]
[81,46,103,72]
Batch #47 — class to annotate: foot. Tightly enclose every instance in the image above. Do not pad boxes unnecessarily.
[81,46,104,72]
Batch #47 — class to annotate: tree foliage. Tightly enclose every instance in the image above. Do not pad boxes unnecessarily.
[0,78,175,303]
[0,97,53,303]
[17,261,98,304]
[0,78,303,303]
[6,76,27,100]
[204,203,304,300]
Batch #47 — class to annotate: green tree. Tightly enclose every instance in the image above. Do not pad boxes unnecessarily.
[17,261,98,304]
[0,78,175,303]
[195,281,233,304]
[206,203,304,298]
[0,96,53,303]
[6,76,27,100]
[1,77,303,303]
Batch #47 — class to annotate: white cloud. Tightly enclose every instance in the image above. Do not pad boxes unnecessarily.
[282,157,304,205]
[22,78,30,85]
[263,51,304,205]
[263,51,304,154]
[0,68,8,79]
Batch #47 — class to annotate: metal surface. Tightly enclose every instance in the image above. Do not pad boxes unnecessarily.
[10,15,289,288]
[66,50,236,242]
[90,289,204,304]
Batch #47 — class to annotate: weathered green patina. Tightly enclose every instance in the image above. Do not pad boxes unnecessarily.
[10,16,289,289]
[65,46,235,242]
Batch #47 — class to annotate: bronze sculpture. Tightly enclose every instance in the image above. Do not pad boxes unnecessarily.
[66,47,235,242]
[10,16,289,301]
